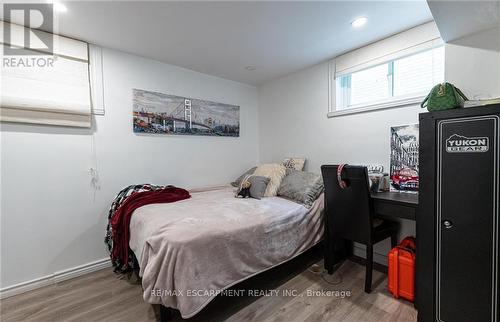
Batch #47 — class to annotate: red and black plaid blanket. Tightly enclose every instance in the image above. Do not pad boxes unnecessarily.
[105,184,190,272]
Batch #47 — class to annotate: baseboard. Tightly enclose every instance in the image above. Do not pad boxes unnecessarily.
[352,245,388,267]
[350,255,388,274]
[0,258,111,299]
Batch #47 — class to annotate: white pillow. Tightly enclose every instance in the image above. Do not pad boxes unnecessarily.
[282,157,306,171]
[253,163,287,197]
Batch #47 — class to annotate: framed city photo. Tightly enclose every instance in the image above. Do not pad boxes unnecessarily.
[390,124,419,192]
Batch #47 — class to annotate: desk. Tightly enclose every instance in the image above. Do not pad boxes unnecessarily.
[324,190,419,279]
[371,191,418,221]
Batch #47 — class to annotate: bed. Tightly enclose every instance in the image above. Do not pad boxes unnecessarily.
[128,185,324,320]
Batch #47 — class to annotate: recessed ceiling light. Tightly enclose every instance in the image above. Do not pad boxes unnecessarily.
[54,2,67,13]
[245,66,256,71]
[351,17,367,28]
[47,1,67,13]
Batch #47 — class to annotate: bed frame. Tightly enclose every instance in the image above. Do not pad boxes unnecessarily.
[154,244,323,322]
[160,307,175,322]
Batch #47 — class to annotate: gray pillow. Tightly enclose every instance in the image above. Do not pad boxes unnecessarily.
[231,167,256,187]
[248,176,270,200]
[277,170,324,208]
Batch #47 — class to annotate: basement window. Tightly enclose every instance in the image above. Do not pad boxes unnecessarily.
[327,22,444,117]
[333,46,444,115]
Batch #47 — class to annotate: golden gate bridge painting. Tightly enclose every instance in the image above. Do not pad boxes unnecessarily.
[133,89,240,137]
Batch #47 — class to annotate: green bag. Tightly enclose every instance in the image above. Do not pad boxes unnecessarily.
[421,82,468,112]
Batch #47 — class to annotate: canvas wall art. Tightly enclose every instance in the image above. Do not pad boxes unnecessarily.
[390,124,419,191]
[133,89,240,137]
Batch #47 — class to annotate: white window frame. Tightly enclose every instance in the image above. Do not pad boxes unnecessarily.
[89,44,105,116]
[327,22,443,118]
[329,50,443,117]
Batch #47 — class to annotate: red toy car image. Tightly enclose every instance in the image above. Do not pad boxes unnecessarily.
[391,167,419,191]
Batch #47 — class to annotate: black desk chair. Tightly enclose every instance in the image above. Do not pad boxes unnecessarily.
[321,165,399,293]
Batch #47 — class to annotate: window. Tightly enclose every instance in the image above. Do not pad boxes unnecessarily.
[336,46,444,111]
[393,47,444,97]
[1,22,93,127]
[328,22,444,117]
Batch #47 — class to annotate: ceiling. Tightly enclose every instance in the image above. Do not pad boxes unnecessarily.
[2,1,433,85]
[427,0,500,42]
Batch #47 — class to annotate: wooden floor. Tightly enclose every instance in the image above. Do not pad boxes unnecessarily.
[1,259,416,322]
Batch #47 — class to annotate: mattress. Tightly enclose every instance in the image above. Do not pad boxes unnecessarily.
[129,186,324,318]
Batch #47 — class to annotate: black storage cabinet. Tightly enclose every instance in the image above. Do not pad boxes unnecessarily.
[418,104,500,322]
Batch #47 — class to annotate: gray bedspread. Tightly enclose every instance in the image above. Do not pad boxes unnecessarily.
[129,186,324,318]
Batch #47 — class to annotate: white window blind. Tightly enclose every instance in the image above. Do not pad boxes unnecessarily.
[350,63,390,106]
[393,46,444,97]
[334,22,443,78]
[0,22,92,127]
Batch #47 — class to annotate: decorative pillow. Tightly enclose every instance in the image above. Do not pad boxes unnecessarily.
[285,168,294,176]
[277,170,324,208]
[248,176,270,200]
[231,167,256,187]
[253,163,287,197]
[235,174,253,198]
[282,158,306,171]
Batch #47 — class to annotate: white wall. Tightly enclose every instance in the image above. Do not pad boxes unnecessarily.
[258,61,418,263]
[0,48,259,289]
[258,26,500,264]
[445,27,500,100]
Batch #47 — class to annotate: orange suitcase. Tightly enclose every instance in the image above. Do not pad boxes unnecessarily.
[388,236,416,302]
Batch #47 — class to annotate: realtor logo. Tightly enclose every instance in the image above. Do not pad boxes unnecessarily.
[3,3,53,56]
[446,134,489,153]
